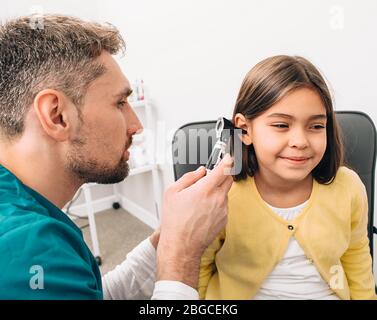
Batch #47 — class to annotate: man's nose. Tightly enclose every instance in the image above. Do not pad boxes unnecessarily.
[127,107,143,136]
[288,127,309,149]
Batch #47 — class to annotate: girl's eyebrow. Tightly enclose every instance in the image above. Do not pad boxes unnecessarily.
[266,113,327,120]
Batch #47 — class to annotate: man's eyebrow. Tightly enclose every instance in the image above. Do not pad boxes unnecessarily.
[113,87,133,99]
[266,113,327,120]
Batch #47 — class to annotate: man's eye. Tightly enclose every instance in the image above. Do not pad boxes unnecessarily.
[272,124,288,129]
[117,100,127,108]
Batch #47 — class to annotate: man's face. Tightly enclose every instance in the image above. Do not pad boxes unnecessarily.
[66,52,142,184]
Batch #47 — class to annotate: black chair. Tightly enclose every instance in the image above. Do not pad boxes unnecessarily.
[172,111,377,262]
[336,112,376,259]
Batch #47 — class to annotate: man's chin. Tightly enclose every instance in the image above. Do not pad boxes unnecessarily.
[77,162,130,185]
[93,163,130,184]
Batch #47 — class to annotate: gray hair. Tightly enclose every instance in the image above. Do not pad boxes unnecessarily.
[0,14,125,138]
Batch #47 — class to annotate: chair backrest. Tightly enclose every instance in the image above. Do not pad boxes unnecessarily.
[336,111,376,257]
[172,120,217,181]
[172,111,376,258]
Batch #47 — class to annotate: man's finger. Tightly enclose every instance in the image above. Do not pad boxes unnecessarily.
[171,166,206,192]
[201,154,234,190]
[218,175,234,194]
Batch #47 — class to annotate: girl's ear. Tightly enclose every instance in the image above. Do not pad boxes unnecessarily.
[234,113,253,145]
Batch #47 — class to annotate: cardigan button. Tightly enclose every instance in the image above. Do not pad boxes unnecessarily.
[287,225,294,231]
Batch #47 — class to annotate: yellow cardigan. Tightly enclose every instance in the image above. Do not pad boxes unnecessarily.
[199,166,377,300]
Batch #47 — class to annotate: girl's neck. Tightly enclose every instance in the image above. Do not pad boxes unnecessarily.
[254,171,313,208]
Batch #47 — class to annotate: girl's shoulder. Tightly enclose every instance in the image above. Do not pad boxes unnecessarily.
[228,176,253,201]
[333,166,364,187]
[325,165,367,198]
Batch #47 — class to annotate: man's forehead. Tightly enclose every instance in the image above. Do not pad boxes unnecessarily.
[94,52,131,94]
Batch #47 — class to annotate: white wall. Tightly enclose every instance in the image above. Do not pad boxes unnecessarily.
[96,0,377,279]
[96,0,377,179]
[1,0,100,21]
[2,0,377,279]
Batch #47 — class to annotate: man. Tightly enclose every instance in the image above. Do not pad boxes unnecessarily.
[0,14,233,299]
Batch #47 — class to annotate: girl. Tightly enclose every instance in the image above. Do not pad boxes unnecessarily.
[199,55,376,300]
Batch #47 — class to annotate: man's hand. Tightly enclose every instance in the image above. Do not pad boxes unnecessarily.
[157,154,234,289]
[149,228,160,250]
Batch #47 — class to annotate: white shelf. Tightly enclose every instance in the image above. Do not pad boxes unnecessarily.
[129,164,156,176]
[70,94,162,260]
[130,100,146,108]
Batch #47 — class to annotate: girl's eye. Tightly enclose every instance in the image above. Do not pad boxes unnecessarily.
[272,124,289,129]
[311,124,326,130]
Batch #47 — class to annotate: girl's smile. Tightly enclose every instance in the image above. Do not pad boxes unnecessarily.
[278,156,312,166]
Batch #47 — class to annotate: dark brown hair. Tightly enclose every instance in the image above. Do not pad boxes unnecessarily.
[232,55,344,184]
[0,14,125,138]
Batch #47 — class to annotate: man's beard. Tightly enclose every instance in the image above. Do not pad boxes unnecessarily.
[66,136,130,184]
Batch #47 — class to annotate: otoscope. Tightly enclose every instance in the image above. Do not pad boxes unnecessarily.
[205,117,238,172]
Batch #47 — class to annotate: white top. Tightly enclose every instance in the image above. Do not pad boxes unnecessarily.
[252,201,340,300]
[102,238,199,300]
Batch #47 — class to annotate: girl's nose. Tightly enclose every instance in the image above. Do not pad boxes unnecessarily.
[288,128,309,149]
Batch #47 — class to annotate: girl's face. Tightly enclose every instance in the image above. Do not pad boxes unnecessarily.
[236,87,328,185]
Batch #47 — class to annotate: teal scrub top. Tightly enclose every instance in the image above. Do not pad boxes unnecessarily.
[0,165,103,299]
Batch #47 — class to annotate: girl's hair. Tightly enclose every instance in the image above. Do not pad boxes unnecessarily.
[232,55,344,184]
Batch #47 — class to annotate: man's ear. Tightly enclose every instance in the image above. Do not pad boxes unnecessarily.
[32,89,77,142]
[234,113,253,145]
